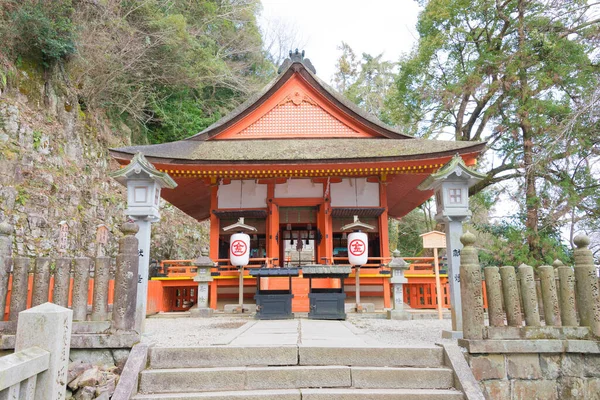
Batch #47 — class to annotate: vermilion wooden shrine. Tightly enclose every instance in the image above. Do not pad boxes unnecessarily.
[111,52,485,313]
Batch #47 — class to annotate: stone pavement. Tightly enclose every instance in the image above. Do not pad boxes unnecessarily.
[227,319,372,346]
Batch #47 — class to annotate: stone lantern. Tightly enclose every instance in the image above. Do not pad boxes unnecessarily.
[110,152,177,331]
[387,250,410,320]
[418,154,485,336]
[190,248,215,318]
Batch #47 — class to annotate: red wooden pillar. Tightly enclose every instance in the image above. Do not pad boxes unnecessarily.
[379,181,391,308]
[209,185,219,261]
[266,182,279,265]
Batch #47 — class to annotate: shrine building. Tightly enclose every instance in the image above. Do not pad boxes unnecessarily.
[110,51,485,313]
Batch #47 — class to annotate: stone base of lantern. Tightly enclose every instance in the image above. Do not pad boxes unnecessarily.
[442,330,464,339]
[345,303,375,313]
[387,309,411,320]
[189,305,214,318]
[224,304,256,314]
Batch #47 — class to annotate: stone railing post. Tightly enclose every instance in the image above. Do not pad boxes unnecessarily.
[15,303,72,399]
[555,260,578,326]
[573,234,600,336]
[92,257,111,321]
[0,222,13,320]
[52,258,71,308]
[538,264,561,326]
[518,264,541,326]
[460,232,484,340]
[32,257,51,307]
[72,257,91,321]
[9,257,31,322]
[190,249,214,318]
[387,250,411,320]
[112,222,140,331]
[499,266,523,326]
[484,266,504,327]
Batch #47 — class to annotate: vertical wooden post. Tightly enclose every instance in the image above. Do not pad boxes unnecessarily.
[378,182,390,259]
[433,247,443,320]
[209,185,219,261]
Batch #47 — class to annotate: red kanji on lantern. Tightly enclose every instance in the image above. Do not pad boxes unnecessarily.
[349,239,365,256]
[231,240,247,256]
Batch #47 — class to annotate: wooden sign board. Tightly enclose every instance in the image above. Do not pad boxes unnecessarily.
[420,231,446,249]
[96,224,109,245]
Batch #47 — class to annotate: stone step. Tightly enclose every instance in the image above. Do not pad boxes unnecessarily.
[138,366,455,394]
[299,346,444,367]
[148,345,445,369]
[301,388,465,400]
[149,346,298,369]
[132,388,464,400]
[352,367,454,389]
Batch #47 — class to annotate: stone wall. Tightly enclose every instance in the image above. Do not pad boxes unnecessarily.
[467,351,600,399]
[0,60,207,260]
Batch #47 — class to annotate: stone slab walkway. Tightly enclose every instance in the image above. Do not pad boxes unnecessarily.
[227,319,370,346]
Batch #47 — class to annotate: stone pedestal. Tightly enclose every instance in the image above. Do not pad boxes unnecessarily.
[387,251,411,320]
[15,303,73,400]
[190,249,214,318]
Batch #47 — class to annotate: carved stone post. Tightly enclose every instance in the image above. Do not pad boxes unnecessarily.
[538,265,561,326]
[0,222,14,319]
[112,223,140,331]
[72,257,91,321]
[92,257,111,321]
[190,249,214,318]
[499,266,523,327]
[518,264,541,326]
[555,260,578,326]
[15,303,72,399]
[387,250,411,320]
[573,235,600,336]
[9,257,31,322]
[459,232,484,340]
[31,257,51,307]
[52,258,71,307]
[484,266,504,327]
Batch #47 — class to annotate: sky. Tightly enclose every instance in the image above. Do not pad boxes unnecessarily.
[259,0,422,83]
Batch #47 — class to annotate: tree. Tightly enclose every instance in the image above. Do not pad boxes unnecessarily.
[333,43,397,120]
[388,0,600,260]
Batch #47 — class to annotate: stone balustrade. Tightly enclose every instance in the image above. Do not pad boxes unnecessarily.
[0,223,140,349]
[460,232,600,341]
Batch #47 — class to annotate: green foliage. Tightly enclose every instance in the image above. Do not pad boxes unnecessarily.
[32,130,42,150]
[15,188,29,206]
[3,0,76,66]
[475,219,571,267]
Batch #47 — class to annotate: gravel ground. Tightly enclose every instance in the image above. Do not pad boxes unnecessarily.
[348,317,457,346]
[142,316,250,347]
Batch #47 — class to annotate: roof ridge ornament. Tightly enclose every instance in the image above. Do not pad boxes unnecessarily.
[278,49,317,75]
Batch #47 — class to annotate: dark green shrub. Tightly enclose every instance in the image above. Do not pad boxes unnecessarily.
[8,0,76,66]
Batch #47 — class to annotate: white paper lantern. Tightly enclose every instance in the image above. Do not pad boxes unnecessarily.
[347,232,368,266]
[230,232,250,266]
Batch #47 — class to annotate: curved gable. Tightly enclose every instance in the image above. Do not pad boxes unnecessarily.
[212,72,380,139]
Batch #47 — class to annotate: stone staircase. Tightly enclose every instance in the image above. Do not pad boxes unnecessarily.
[132,345,464,399]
